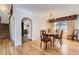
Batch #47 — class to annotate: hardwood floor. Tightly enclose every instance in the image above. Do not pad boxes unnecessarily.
[0,37,79,55]
[0,38,20,55]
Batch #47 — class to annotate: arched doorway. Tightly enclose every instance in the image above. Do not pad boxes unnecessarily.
[21,17,32,43]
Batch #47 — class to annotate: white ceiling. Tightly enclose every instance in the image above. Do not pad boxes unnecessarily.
[0,4,79,16]
[17,4,79,17]
[0,4,11,15]
[0,4,11,24]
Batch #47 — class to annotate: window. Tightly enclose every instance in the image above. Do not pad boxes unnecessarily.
[56,21,67,32]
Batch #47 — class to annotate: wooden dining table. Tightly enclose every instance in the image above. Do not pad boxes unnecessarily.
[44,33,59,47]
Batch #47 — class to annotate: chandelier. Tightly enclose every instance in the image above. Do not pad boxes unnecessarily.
[48,9,56,23]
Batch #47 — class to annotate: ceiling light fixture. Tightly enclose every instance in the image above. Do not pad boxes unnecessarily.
[48,9,56,23]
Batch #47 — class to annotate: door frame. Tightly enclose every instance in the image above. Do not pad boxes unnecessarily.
[21,17,32,42]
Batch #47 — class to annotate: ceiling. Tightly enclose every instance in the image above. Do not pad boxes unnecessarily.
[17,4,79,12]
[0,4,79,16]
[17,4,79,17]
[0,4,11,24]
[0,4,11,16]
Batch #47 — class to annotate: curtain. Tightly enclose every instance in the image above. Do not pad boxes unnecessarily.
[48,23,55,33]
[67,20,75,35]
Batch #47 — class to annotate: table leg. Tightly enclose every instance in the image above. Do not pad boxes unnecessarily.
[53,38,54,47]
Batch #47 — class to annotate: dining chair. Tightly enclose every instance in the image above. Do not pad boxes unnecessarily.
[67,29,78,42]
[53,30,63,46]
[40,30,52,50]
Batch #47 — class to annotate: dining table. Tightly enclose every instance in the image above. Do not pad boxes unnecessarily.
[44,33,59,47]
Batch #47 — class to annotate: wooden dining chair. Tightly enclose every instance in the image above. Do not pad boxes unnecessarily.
[53,30,63,46]
[40,30,52,50]
[67,29,78,42]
